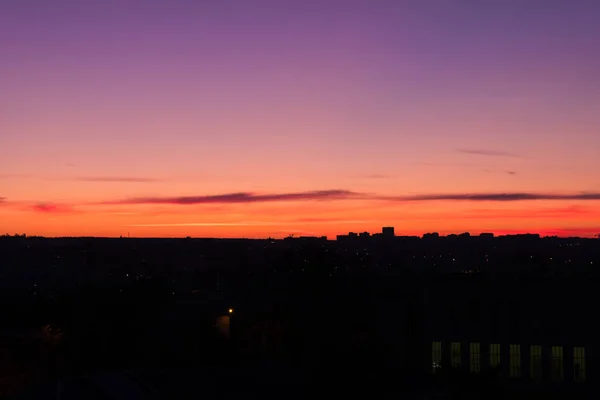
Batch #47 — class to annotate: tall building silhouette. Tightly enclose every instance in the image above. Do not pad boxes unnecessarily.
[382,227,395,237]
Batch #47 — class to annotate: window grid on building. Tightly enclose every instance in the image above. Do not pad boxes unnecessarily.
[530,345,542,381]
[470,343,480,373]
[432,342,442,373]
[509,344,521,378]
[490,344,501,368]
[451,342,461,368]
[574,347,586,382]
[551,346,564,381]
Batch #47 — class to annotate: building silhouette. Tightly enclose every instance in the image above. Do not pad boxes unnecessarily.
[382,227,395,237]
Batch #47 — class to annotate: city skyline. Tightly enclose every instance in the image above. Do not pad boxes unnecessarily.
[2,1,600,238]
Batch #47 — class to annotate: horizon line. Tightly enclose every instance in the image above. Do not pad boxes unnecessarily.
[3,231,598,240]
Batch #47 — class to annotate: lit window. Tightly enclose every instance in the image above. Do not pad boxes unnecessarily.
[530,345,542,381]
[490,344,501,368]
[451,342,461,368]
[551,346,564,381]
[509,345,521,378]
[574,347,586,382]
[432,342,442,373]
[470,343,480,373]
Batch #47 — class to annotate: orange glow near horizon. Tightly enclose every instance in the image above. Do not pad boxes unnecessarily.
[1,196,599,238]
[2,2,600,238]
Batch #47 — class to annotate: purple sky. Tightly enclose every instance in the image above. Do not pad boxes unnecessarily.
[2,0,600,237]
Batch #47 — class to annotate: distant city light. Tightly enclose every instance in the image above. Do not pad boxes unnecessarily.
[228,308,234,314]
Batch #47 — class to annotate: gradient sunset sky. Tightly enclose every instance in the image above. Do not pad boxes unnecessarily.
[2,0,600,238]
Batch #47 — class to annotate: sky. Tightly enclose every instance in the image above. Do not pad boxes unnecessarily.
[2,0,600,238]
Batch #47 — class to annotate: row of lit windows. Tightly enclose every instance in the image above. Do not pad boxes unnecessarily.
[431,342,586,382]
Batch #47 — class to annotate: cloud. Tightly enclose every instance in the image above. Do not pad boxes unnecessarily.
[125,222,282,227]
[384,192,600,202]
[480,169,517,175]
[456,148,524,158]
[0,197,6,203]
[25,189,599,213]
[101,189,600,206]
[31,203,73,213]
[75,176,163,183]
[107,190,362,205]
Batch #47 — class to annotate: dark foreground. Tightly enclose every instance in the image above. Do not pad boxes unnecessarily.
[1,234,598,398]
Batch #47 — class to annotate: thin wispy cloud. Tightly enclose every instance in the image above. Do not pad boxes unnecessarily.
[102,189,600,206]
[75,176,164,183]
[384,192,600,202]
[481,169,518,175]
[456,148,524,158]
[107,190,362,205]
[17,190,600,214]
[30,203,74,213]
[125,222,282,227]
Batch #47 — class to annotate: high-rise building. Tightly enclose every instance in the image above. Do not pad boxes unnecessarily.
[382,227,395,237]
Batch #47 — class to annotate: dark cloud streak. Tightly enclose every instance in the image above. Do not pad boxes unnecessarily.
[456,148,524,158]
[383,192,600,202]
[31,203,73,213]
[106,189,600,206]
[108,190,362,205]
[21,190,600,211]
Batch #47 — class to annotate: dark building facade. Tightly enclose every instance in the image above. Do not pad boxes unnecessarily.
[382,227,395,237]
[411,277,595,386]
